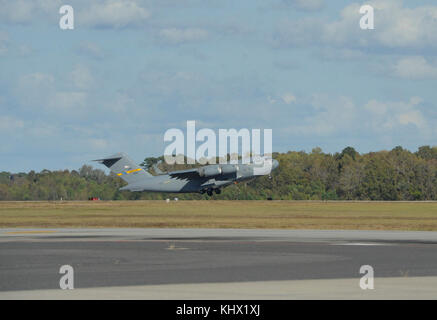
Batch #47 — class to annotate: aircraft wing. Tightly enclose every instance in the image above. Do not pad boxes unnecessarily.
[168,168,200,180]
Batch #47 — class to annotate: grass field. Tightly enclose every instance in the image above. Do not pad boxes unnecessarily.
[1,200,437,231]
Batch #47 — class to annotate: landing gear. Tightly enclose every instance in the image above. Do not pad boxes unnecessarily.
[203,188,220,196]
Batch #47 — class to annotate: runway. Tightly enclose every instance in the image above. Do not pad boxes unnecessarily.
[1,228,437,299]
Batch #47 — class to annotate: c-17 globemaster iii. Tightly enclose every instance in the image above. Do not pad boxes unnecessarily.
[95,152,279,196]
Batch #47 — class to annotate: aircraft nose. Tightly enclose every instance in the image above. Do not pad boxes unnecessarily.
[272,159,279,170]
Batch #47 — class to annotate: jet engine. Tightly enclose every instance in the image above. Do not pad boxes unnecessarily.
[198,164,238,177]
[220,164,238,175]
[198,165,222,177]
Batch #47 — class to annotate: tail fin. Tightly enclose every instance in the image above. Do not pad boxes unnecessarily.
[94,152,152,185]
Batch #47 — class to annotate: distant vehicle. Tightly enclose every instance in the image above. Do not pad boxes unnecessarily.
[95,152,279,196]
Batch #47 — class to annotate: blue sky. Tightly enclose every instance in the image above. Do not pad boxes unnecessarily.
[1,0,437,172]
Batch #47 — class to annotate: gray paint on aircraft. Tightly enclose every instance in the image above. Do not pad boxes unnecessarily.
[95,152,279,196]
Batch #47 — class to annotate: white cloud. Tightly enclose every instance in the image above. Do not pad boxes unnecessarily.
[0,0,61,24]
[105,92,135,113]
[47,92,87,111]
[88,138,108,150]
[79,0,150,28]
[398,111,425,128]
[372,1,437,48]
[16,72,56,108]
[159,28,208,44]
[17,44,33,57]
[392,56,437,79]
[275,17,322,47]
[324,0,437,49]
[27,123,58,138]
[19,72,55,86]
[283,0,324,11]
[0,32,33,57]
[16,70,91,114]
[0,0,149,29]
[282,93,296,104]
[314,48,367,61]
[364,97,426,130]
[77,42,105,59]
[283,95,358,135]
[70,65,94,90]
[0,116,24,132]
[267,96,276,104]
[283,95,430,138]
[275,0,437,51]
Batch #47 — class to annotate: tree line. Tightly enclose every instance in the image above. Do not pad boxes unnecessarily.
[1,145,437,201]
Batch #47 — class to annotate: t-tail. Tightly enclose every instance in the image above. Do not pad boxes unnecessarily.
[93,152,152,185]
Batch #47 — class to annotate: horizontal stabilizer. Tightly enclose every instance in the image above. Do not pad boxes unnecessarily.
[94,157,122,168]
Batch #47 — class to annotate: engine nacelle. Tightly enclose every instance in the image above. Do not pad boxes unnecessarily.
[198,165,222,177]
[198,164,239,177]
[220,164,238,175]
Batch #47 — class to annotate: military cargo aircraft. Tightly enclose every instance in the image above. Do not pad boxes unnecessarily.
[95,152,279,196]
